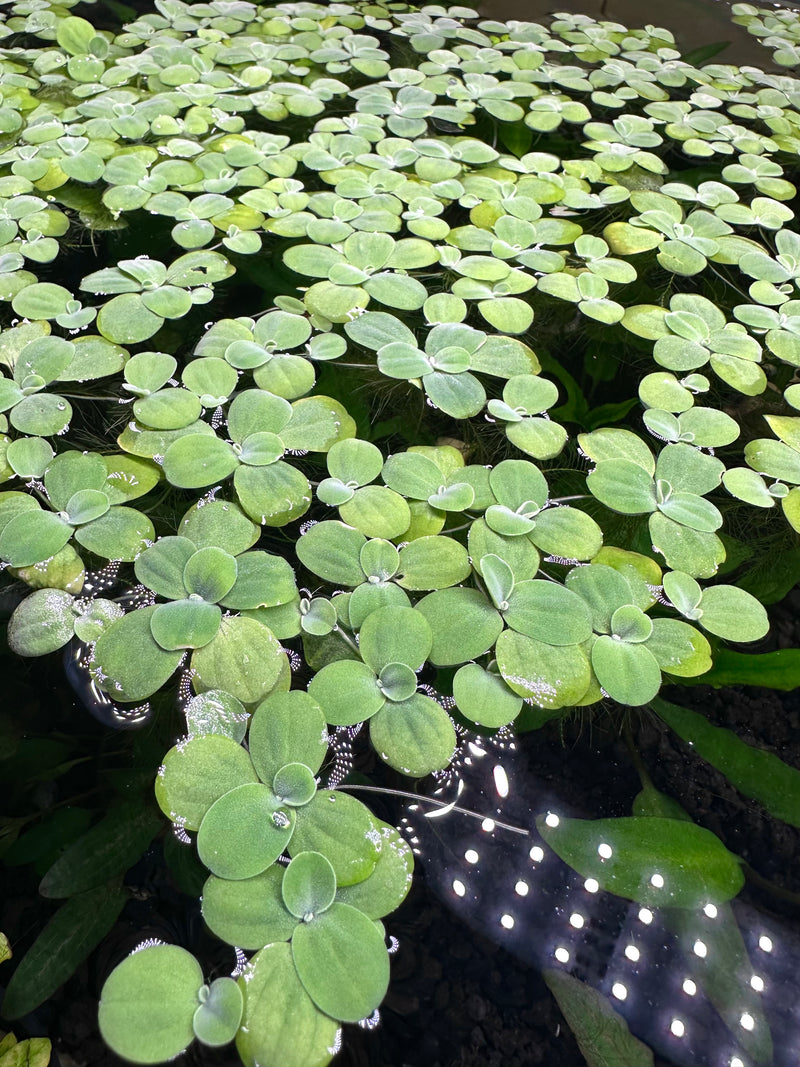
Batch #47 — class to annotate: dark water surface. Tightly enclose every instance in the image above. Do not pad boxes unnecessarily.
[478,0,800,67]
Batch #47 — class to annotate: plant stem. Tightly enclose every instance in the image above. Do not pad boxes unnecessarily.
[622,720,655,792]
[336,783,530,836]
[742,860,800,906]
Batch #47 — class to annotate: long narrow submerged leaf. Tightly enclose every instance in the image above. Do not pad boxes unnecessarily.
[633,785,773,1064]
[653,697,800,826]
[677,648,800,691]
[2,882,126,1019]
[544,969,654,1067]
[536,813,744,907]
[39,802,162,898]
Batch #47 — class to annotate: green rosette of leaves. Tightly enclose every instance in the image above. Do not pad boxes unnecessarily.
[99,943,245,1064]
[158,388,355,527]
[309,604,456,776]
[580,429,728,578]
[124,689,408,1062]
[344,312,540,420]
[0,449,157,568]
[89,531,296,703]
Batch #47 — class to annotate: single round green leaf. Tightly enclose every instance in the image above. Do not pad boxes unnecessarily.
[591,635,662,706]
[249,691,329,784]
[396,535,471,590]
[339,485,411,539]
[282,851,337,919]
[529,506,604,561]
[377,661,418,703]
[289,790,380,886]
[234,461,312,527]
[504,581,593,645]
[307,659,384,727]
[358,605,432,673]
[8,588,76,656]
[155,733,258,831]
[97,293,163,345]
[452,663,522,728]
[179,499,259,556]
[10,394,72,437]
[415,587,503,666]
[184,690,249,743]
[646,618,712,678]
[135,536,196,600]
[697,586,769,643]
[587,460,656,515]
[327,438,383,486]
[183,546,238,603]
[202,866,297,950]
[191,616,287,705]
[296,520,365,585]
[236,944,339,1067]
[133,389,202,431]
[197,782,295,880]
[163,435,238,489]
[495,629,591,708]
[6,436,53,479]
[273,763,317,807]
[151,598,222,651]
[192,978,243,1048]
[0,509,73,568]
[292,902,389,1023]
[92,607,183,702]
[335,821,413,919]
[610,605,654,644]
[369,693,456,777]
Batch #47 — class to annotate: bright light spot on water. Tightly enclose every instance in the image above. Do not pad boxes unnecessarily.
[670,1018,685,1038]
[597,842,612,859]
[569,912,585,929]
[650,873,664,888]
[530,845,544,862]
[693,940,707,958]
[465,849,479,864]
[751,974,765,992]
[493,764,509,798]
[545,812,559,827]
[481,818,495,832]
[500,913,514,929]
[731,1058,744,1067]
[612,982,627,1000]
[625,945,640,962]
[759,935,773,952]
[515,880,528,896]
[639,908,653,924]
[584,877,599,893]
[452,879,466,897]
[741,1013,755,1031]
[683,979,697,996]
[703,903,718,918]
[554,946,570,963]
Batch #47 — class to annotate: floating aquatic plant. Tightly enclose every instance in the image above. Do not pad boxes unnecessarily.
[0,1,799,1064]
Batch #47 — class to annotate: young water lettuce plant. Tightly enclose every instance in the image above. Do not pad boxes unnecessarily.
[0,0,800,1064]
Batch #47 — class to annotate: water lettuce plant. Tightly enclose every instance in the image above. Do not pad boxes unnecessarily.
[0,0,800,1064]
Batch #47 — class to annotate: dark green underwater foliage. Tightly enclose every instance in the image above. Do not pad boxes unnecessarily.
[1,0,800,1062]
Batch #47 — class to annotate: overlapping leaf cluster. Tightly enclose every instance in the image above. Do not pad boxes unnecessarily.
[0,0,798,1063]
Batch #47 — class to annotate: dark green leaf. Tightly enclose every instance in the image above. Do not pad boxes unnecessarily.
[3,883,126,1019]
